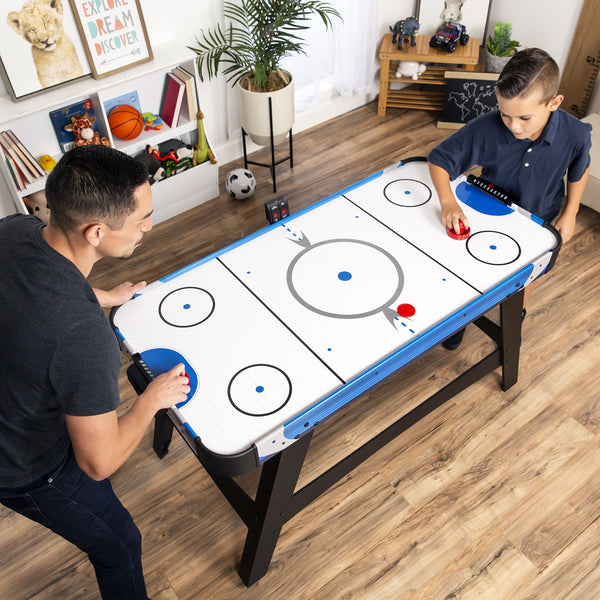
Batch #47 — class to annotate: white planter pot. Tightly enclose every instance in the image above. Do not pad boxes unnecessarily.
[485,50,511,74]
[238,72,294,147]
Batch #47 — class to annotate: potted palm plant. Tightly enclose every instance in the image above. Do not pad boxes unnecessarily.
[189,0,341,146]
[485,21,520,73]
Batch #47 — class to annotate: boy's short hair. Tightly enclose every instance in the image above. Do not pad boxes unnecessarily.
[45,145,149,232]
[496,48,560,104]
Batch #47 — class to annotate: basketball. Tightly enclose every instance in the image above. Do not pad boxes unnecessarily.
[108,104,144,140]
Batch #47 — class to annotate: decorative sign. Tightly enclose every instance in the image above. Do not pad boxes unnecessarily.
[69,0,153,79]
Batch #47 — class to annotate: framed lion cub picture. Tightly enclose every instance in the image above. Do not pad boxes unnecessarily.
[0,0,92,102]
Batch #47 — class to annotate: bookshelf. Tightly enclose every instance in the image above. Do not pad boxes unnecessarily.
[0,41,218,224]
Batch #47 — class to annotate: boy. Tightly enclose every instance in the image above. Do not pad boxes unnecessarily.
[0,145,190,599]
[428,47,591,349]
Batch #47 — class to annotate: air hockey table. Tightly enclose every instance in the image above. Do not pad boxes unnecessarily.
[111,157,561,586]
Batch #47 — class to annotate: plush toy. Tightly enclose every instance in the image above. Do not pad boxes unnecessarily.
[134,147,165,185]
[24,189,50,224]
[395,61,427,80]
[38,154,56,171]
[157,138,194,161]
[65,113,109,147]
[194,110,216,165]
[440,0,464,23]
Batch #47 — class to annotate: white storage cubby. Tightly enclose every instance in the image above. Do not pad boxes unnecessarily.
[0,42,218,224]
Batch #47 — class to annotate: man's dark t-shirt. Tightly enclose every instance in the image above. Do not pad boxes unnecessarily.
[0,214,121,487]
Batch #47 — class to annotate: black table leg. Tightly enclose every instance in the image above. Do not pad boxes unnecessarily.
[499,289,524,391]
[153,409,174,458]
[238,432,312,586]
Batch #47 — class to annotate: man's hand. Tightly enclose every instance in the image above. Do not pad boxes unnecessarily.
[93,281,147,308]
[141,363,191,413]
[66,364,189,481]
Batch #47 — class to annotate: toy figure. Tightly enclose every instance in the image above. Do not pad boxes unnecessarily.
[142,112,164,131]
[395,61,427,80]
[39,154,56,171]
[390,17,420,51]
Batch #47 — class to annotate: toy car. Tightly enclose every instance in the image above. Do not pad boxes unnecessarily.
[429,22,469,52]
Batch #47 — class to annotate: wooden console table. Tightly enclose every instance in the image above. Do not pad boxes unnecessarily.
[378,33,481,116]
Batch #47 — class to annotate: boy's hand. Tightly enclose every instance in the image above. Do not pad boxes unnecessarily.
[554,212,576,243]
[441,200,470,234]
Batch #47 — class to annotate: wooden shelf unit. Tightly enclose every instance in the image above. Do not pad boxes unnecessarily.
[378,34,481,115]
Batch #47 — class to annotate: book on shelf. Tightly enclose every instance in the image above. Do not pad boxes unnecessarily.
[172,65,199,122]
[103,90,142,117]
[159,71,186,128]
[4,154,26,191]
[4,130,45,178]
[0,131,40,186]
[49,98,100,153]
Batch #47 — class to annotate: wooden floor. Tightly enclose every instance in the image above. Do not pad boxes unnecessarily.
[1,102,599,600]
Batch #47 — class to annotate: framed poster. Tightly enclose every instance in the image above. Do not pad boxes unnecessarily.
[0,0,91,102]
[68,0,153,79]
[415,0,491,42]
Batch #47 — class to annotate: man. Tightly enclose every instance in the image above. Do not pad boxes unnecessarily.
[0,145,189,599]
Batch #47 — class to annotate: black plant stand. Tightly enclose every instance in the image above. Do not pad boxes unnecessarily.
[242,96,293,193]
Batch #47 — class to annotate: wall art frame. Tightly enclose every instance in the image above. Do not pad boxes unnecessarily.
[69,0,153,79]
[0,0,92,102]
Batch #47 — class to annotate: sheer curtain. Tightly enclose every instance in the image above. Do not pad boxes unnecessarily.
[227,0,379,139]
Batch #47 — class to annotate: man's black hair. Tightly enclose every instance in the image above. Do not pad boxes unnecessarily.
[45,145,149,232]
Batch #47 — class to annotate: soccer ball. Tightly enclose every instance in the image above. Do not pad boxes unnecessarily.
[225,168,256,200]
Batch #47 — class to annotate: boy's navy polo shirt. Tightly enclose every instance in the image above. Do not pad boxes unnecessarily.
[428,108,592,221]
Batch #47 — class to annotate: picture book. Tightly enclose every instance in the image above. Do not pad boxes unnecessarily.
[103,90,142,118]
[49,98,98,153]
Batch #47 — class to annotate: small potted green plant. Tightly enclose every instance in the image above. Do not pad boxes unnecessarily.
[189,0,341,147]
[485,21,520,73]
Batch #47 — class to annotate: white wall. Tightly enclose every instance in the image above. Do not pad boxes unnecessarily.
[0,0,585,217]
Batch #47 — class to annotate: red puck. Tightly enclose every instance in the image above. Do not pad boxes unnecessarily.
[447,220,471,240]
[397,303,416,318]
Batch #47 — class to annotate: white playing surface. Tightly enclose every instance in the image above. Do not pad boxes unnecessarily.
[112,160,557,457]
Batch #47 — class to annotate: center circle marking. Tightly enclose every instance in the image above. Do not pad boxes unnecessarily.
[287,239,404,319]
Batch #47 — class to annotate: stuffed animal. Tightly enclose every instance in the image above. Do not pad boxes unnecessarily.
[135,147,165,185]
[24,189,50,224]
[395,61,427,80]
[157,138,194,161]
[65,113,109,147]
[440,0,464,23]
